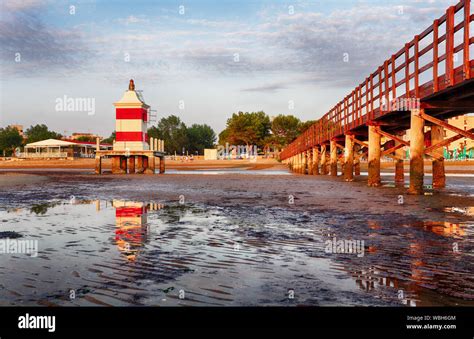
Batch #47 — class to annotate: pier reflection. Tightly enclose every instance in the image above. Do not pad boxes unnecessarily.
[339,218,473,306]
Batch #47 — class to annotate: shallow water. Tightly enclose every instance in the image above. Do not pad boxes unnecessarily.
[0,194,473,306]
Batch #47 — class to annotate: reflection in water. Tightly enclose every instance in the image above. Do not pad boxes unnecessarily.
[110,201,163,261]
[0,200,472,307]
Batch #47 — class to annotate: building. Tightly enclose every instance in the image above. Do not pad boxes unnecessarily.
[445,115,474,152]
[113,79,149,151]
[21,138,112,159]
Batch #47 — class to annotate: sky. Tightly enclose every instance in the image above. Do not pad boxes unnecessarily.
[0,0,460,138]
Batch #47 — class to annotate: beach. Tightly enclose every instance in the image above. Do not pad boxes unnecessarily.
[0,160,473,306]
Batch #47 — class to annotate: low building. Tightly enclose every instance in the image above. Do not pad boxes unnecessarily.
[21,139,112,159]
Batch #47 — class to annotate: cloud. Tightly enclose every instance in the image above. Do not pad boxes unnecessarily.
[0,1,93,77]
[116,15,150,26]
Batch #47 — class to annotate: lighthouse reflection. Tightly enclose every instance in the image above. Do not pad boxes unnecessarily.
[112,200,163,261]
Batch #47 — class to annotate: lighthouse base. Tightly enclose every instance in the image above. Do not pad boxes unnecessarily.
[95,150,165,175]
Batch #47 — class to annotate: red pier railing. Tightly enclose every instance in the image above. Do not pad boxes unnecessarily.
[280,0,473,160]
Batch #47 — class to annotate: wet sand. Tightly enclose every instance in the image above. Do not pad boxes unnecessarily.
[0,158,286,171]
[0,168,473,307]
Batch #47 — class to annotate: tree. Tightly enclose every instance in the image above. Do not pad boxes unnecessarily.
[0,126,23,156]
[76,135,96,142]
[24,124,62,144]
[101,131,116,144]
[299,120,316,134]
[271,114,301,147]
[148,115,188,154]
[186,124,216,154]
[219,111,271,148]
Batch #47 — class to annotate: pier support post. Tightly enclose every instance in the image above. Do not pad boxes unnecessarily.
[320,145,328,175]
[330,140,337,176]
[136,156,144,174]
[431,125,446,188]
[128,156,135,174]
[307,149,313,175]
[145,156,155,174]
[112,156,125,174]
[298,153,302,174]
[94,156,102,174]
[159,156,165,174]
[354,144,361,176]
[344,134,354,182]
[312,147,319,175]
[368,126,381,187]
[408,109,425,195]
[120,156,127,174]
[395,138,405,186]
[303,151,308,174]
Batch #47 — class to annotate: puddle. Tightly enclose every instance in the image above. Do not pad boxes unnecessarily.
[0,199,473,306]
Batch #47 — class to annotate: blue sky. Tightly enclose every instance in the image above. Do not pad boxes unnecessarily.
[0,0,459,137]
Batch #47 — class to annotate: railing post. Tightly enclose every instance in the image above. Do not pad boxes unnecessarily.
[464,0,471,80]
[446,6,455,87]
[433,19,439,92]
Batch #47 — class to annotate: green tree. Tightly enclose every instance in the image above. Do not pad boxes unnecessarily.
[271,114,301,147]
[76,135,96,142]
[219,111,271,148]
[24,124,62,144]
[186,124,216,154]
[101,131,116,144]
[0,126,23,156]
[299,120,316,134]
[148,115,188,154]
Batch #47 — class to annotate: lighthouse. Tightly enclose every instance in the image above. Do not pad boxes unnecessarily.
[94,79,165,175]
[113,79,149,151]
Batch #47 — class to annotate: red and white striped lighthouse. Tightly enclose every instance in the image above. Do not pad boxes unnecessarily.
[113,79,149,151]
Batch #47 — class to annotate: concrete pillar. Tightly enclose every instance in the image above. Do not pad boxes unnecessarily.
[431,125,446,188]
[128,156,135,174]
[408,109,425,195]
[368,126,381,187]
[112,156,121,174]
[307,149,313,175]
[312,147,319,175]
[354,144,361,176]
[136,156,144,174]
[145,156,155,174]
[159,156,165,174]
[150,137,154,151]
[297,153,301,174]
[154,138,158,152]
[303,151,308,174]
[344,134,354,182]
[142,156,149,173]
[320,145,328,175]
[330,140,337,176]
[395,138,405,186]
[94,156,102,174]
[120,156,127,174]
